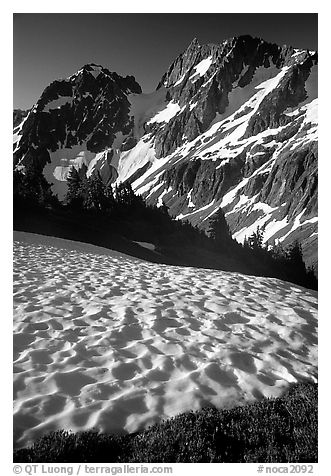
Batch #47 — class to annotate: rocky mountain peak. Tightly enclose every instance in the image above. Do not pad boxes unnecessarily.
[13,35,318,271]
[13,64,142,198]
[123,37,318,271]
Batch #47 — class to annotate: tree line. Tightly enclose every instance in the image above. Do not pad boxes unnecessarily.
[242,225,317,289]
[13,165,317,289]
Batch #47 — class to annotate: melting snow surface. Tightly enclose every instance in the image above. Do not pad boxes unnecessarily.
[14,232,317,449]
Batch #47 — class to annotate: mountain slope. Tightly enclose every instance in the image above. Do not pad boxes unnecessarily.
[122,37,318,270]
[13,36,318,269]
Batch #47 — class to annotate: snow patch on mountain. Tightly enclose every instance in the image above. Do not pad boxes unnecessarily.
[233,215,288,245]
[156,186,172,207]
[176,200,216,221]
[221,178,251,207]
[117,136,156,184]
[301,98,318,127]
[187,189,195,208]
[43,96,73,112]
[13,115,29,153]
[150,88,316,245]
[279,213,318,244]
[174,73,187,87]
[147,101,185,125]
[252,201,278,214]
[164,67,293,167]
[190,56,213,81]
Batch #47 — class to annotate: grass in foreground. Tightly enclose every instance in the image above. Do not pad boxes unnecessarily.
[14,382,317,463]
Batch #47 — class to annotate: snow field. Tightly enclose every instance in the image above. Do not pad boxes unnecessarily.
[13,232,317,449]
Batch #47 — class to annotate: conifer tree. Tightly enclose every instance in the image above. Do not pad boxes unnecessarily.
[286,241,306,275]
[208,208,231,245]
[86,172,105,210]
[104,182,115,211]
[13,163,55,207]
[66,166,82,208]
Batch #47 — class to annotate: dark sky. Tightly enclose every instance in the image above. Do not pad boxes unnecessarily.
[13,13,318,110]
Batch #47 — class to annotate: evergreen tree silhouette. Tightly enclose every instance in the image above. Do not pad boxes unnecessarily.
[66,166,83,209]
[286,241,307,281]
[86,172,106,210]
[13,163,55,207]
[244,225,265,251]
[208,208,231,246]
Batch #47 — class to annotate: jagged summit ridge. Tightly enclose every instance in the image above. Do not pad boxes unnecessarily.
[160,34,315,94]
[148,35,317,160]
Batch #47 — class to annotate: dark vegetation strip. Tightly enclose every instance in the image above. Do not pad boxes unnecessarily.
[14,382,317,463]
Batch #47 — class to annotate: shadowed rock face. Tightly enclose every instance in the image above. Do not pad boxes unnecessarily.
[161,154,247,210]
[13,36,318,270]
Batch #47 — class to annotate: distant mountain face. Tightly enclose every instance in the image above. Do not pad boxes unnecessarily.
[13,36,318,270]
